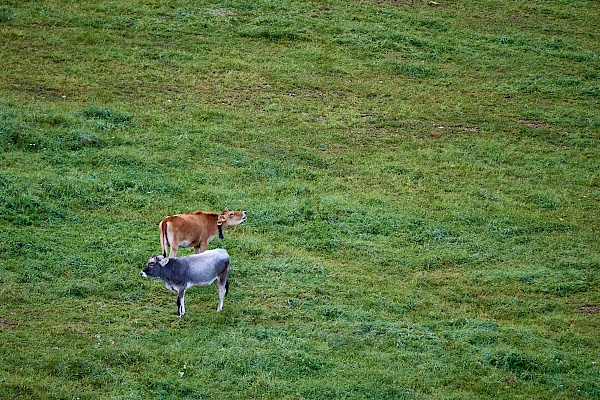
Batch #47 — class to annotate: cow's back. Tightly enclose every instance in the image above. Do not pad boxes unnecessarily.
[181,249,230,284]
[176,212,217,238]
[164,212,219,248]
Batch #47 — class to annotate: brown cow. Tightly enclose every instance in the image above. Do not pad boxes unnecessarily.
[159,210,247,257]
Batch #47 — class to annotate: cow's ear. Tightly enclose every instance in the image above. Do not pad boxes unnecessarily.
[159,257,170,267]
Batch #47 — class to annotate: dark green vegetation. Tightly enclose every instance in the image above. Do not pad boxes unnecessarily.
[1,0,599,398]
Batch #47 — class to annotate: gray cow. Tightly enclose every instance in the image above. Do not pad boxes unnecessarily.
[141,249,230,316]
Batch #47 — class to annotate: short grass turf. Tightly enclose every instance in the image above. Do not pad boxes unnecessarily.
[0,0,599,399]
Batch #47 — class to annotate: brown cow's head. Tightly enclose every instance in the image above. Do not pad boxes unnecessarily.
[217,210,247,228]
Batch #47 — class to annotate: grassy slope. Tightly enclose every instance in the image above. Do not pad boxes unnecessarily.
[1,0,599,398]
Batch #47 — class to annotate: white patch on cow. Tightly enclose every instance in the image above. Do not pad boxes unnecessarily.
[165,283,178,294]
[141,271,148,278]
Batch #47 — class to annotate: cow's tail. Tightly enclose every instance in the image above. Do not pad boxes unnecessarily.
[159,220,169,257]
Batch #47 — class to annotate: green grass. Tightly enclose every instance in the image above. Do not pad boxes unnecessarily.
[1,0,599,398]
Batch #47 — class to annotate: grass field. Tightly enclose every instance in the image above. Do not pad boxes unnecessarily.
[1,0,599,398]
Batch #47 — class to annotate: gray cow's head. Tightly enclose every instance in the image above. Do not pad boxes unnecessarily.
[141,255,169,278]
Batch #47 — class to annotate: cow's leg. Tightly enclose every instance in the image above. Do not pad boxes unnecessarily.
[169,245,178,258]
[177,289,186,317]
[195,241,208,254]
[216,281,225,312]
[216,267,228,312]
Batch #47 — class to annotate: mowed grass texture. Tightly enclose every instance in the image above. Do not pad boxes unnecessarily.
[1,0,599,398]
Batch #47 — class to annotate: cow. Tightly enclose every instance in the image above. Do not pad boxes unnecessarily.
[141,249,230,316]
[159,210,247,257]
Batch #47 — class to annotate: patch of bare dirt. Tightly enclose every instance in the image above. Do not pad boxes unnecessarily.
[518,119,547,128]
[0,319,17,328]
[579,305,599,314]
